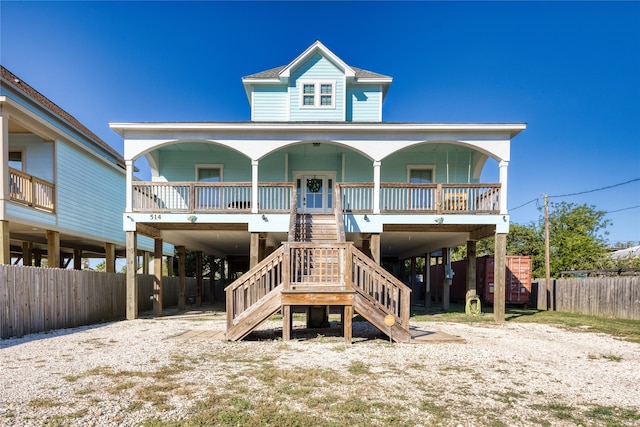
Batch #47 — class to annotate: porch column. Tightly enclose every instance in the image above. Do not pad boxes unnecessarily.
[73,249,82,270]
[105,243,116,272]
[0,221,9,265]
[499,160,509,214]
[373,160,381,214]
[47,230,60,268]
[126,231,138,320]
[466,240,477,301]
[153,238,163,316]
[125,159,134,212]
[494,233,507,323]
[251,159,259,213]
[177,246,186,311]
[442,247,450,311]
[22,241,33,267]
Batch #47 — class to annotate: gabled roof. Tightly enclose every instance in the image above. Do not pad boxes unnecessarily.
[1,65,124,168]
[241,40,393,101]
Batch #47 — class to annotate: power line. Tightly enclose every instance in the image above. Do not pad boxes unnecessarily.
[605,205,640,214]
[548,178,640,198]
[508,178,640,211]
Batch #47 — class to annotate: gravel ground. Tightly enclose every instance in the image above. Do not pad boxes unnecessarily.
[1,306,639,427]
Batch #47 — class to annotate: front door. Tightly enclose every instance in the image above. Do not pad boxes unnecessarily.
[296,174,334,214]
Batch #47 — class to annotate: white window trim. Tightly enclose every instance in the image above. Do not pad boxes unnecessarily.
[195,164,224,182]
[299,80,335,109]
[407,165,436,183]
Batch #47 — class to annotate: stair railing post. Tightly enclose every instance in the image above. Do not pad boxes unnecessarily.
[345,243,353,291]
[282,243,291,291]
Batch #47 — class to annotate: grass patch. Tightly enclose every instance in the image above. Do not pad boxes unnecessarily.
[347,361,370,375]
[28,398,63,409]
[412,304,640,343]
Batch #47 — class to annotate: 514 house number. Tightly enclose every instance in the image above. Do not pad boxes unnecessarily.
[149,214,162,220]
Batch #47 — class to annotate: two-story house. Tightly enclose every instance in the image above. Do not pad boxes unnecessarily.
[111,41,525,342]
[0,66,168,271]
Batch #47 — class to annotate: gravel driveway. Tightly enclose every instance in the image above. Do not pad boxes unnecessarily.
[1,307,639,426]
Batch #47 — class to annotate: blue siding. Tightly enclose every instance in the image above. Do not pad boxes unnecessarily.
[346,86,382,122]
[56,141,127,242]
[9,134,54,182]
[289,54,345,122]
[258,152,287,181]
[382,144,478,183]
[7,203,56,226]
[158,148,252,182]
[252,86,288,121]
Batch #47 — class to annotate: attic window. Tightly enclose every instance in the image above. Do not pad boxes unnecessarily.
[300,81,334,108]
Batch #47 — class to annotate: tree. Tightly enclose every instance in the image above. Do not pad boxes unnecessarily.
[449,202,610,278]
[545,201,610,277]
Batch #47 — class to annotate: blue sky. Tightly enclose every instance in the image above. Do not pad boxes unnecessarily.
[2,1,639,245]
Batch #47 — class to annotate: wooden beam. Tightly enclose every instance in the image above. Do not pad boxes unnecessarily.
[442,247,450,311]
[0,220,8,265]
[73,249,82,270]
[22,241,33,267]
[281,292,354,305]
[249,233,259,268]
[370,233,381,265]
[46,230,60,268]
[105,243,116,272]
[178,246,186,311]
[153,238,163,316]
[126,231,138,320]
[466,240,477,301]
[196,251,202,306]
[494,233,507,323]
[469,225,496,241]
[136,223,161,239]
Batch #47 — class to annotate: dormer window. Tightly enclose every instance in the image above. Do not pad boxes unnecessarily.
[300,81,334,108]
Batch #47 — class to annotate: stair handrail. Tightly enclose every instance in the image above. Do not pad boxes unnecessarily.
[334,181,346,243]
[351,246,412,329]
[287,187,298,242]
[225,246,286,330]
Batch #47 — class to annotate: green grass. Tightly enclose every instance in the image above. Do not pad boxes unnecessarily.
[411,303,640,343]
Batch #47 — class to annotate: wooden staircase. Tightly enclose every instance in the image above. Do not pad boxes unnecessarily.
[225,211,412,343]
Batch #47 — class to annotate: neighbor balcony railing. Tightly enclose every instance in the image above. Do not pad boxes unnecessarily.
[9,168,55,213]
[132,182,295,213]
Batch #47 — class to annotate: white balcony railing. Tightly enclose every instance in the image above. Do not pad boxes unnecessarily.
[132,182,294,213]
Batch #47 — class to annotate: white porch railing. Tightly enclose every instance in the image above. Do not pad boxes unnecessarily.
[132,182,294,213]
[9,168,55,212]
[340,183,501,214]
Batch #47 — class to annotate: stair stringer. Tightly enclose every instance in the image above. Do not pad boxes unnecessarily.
[226,284,283,341]
[353,292,412,343]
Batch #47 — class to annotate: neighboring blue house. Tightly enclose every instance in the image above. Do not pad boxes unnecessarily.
[0,65,169,270]
[111,41,526,341]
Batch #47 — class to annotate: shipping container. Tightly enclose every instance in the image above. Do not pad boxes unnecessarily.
[431,255,532,306]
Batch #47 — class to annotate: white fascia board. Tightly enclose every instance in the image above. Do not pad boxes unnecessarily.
[111,122,526,134]
[279,41,355,78]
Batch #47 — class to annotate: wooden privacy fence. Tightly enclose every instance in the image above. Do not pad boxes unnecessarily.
[533,277,640,320]
[0,265,207,339]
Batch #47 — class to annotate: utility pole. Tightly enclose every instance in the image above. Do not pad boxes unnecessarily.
[544,194,551,310]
